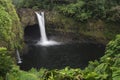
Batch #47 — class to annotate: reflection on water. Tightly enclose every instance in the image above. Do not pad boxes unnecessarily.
[20,43,105,70]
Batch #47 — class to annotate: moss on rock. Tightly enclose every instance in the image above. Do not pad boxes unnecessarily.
[0,0,23,50]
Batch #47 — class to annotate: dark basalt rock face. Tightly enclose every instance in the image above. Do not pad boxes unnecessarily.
[17,8,37,27]
[18,8,110,45]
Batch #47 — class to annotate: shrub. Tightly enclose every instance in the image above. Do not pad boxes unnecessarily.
[107,6,120,22]
[83,34,120,80]
[0,47,13,77]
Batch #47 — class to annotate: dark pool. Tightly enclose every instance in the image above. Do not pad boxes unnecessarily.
[20,42,105,70]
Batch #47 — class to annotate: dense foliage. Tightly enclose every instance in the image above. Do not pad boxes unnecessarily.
[83,35,120,80]
[58,0,120,22]
[12,0,76,9]
[6,67,83,80]
[0,47,13,77]
[0,0,23,49]
[12,0,120,22]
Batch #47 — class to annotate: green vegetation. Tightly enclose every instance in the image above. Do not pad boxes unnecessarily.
[58,0,120,22]
[13,0,120,22]
[12,0,75,9]
[6,67,83,80]
[0,0,120,80]
[0,47,13,77]
[0,0,23,78]
[0,0,23,50]
[83,35,120,80]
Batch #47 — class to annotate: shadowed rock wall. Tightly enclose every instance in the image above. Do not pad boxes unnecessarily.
[18,8,120,44]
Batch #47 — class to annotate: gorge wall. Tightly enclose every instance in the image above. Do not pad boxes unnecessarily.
[18,8,120,44]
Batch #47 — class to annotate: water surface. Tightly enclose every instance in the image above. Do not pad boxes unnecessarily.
[20,43,105,70]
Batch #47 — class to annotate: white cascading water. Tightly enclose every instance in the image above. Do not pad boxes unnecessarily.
[16,49,22,64]
[35,12,60,46]
[36,12,48,42]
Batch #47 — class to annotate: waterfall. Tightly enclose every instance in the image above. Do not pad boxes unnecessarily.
[16,49,22,64]
[35,12,60,46]
[35,12,48,42]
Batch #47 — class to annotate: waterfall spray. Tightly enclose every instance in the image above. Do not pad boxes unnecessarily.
[35,12,60,46]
